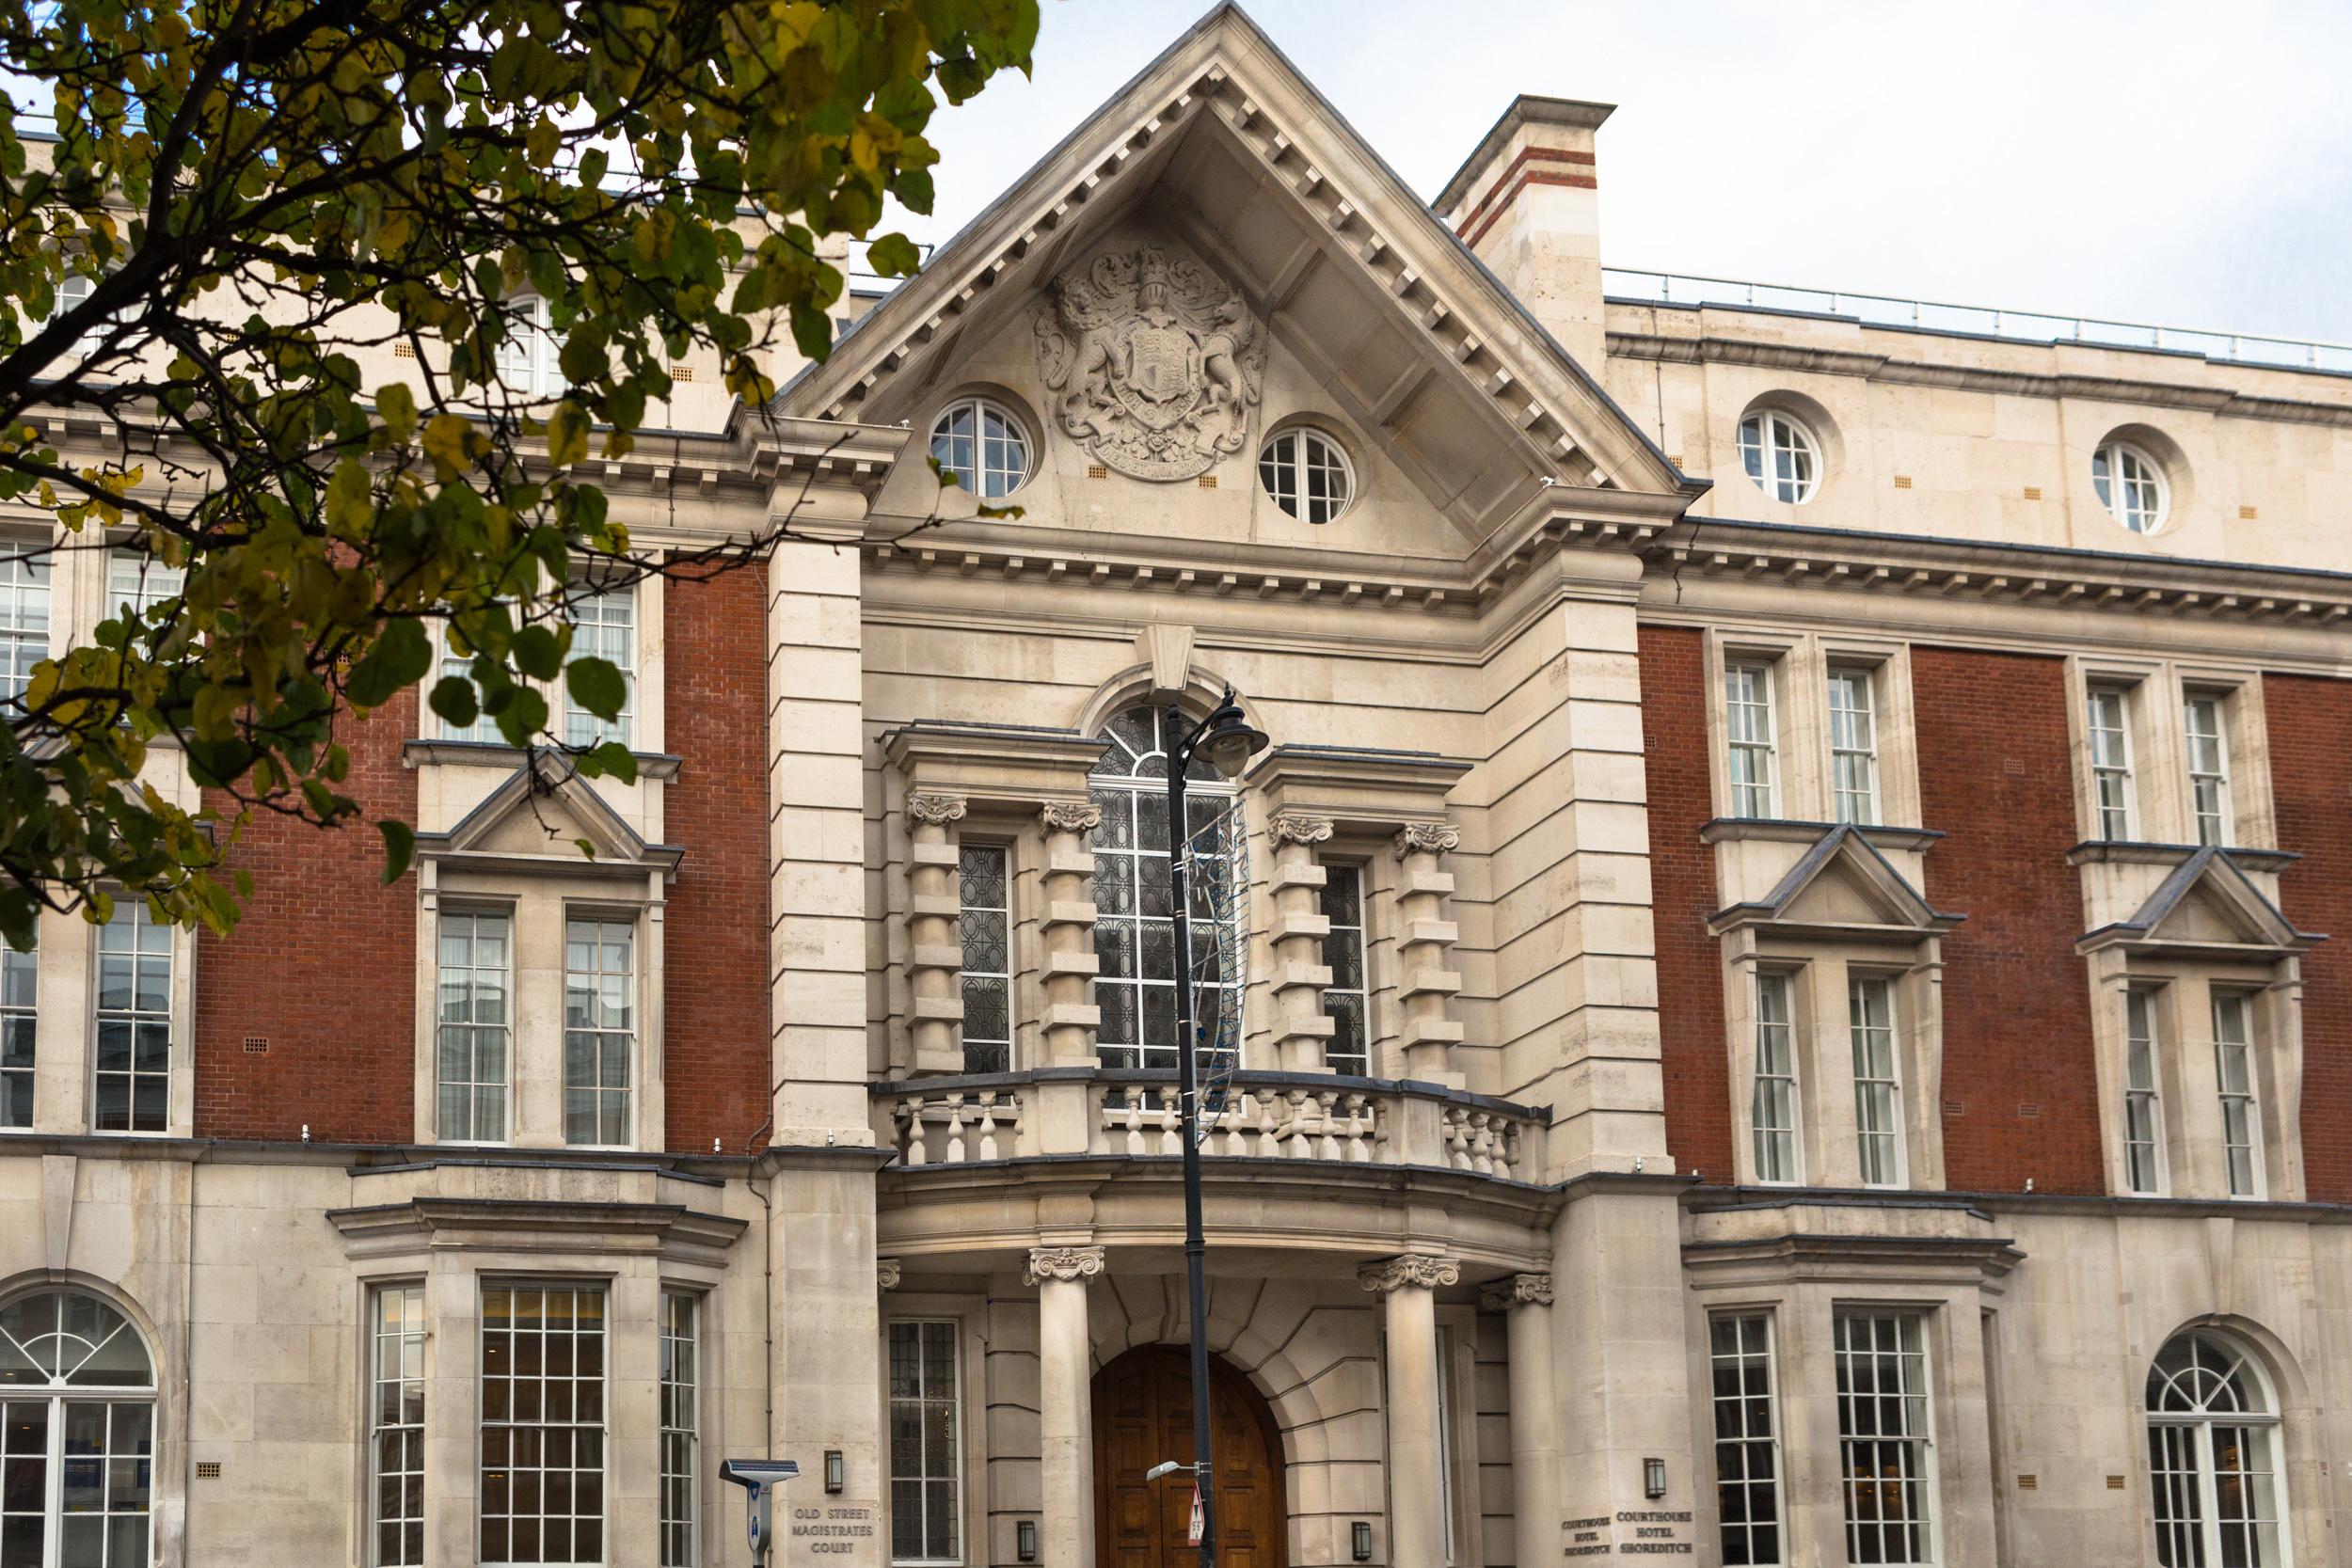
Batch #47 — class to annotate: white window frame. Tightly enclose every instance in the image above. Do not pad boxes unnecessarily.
[1319,861,1372,1076]
[1709,1312,1784,1568]
[370,1283,428,1568]
[91,901,172,1135]
[2146,1334,2290,1568]
[886,1319,963,1567]
[437,908,514,1145]
[2088,686,2137,840]
[1849,973,1906,1188]
[2093,439,2169,534]
[0,548,51,711]
[106,547,184,628]
[1834,1311,1940,1568]
[1738,408,1821,504]
[955,844,1013,1076]
[495,294,566,399]
[659,1291,700,1568]
[435,619,505,744]
[1258,427,1355,524]
[0,1287,158,1568]
[562,584,636,750]
[2213,991,2263,1199]
[477,1282,610,1568]
[2184,692,2232,847]
[928,396,1031,499]
[1751,971,1802,1184]
[2122,988,2168,1196]
[1,933,33,1130]
[1827,667,1881,826]
[1724,662,1779,819]
[562,915,636,1148]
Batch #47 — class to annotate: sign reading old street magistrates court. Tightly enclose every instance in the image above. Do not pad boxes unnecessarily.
[1563,1511,1695,1558]
[790,1504,878,1558]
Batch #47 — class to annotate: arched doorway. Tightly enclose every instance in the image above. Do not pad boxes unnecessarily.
[1094,1345,1287,1568]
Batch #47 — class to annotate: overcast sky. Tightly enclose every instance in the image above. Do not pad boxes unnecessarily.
[904,0,2352,347]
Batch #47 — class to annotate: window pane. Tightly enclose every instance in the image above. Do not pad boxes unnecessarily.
[481,1286,606,1567]
[93,907,169,1133]
[885,1322,960,1564]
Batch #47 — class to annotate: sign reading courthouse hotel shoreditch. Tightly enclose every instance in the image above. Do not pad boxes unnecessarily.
[1563,1511,1695,1558]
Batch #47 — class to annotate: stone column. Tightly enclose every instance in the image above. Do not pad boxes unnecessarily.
[1028,1245,1105,1568]
[1361,1253,1459,1568]
[1037,801,1104,1068]
[1484,1273,1560,1568]
[905,793,968,1077]
[1391,824,1465,1085]
[1267,813,1337,1072]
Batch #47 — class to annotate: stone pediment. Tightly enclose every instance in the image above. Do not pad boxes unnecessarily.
[775,3,1695,547]
[2077,847,2323,958]
[1708,824,1963,942]
[419,749,682,879]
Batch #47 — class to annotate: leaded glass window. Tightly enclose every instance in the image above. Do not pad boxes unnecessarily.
[1319,863,1370,1075]
[1089,706,1239,1074]
[887,1321,960,1565]
[957,846,1012,1074]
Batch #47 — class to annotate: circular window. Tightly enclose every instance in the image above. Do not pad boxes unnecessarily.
[1738,409,1821,504]
[1258,428,1354,523]
[929,396,1031,499]
[2093,439,2169,534]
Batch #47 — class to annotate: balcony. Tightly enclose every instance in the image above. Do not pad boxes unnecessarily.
[872,1067,1546,1181]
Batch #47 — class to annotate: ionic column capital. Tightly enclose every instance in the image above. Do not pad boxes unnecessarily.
[1479,1272,1552,1311]
[906,793,968,826]
[1038,800,1104,835]
[1268,812,1335,847]
[877,1258,903,1292]
[1025,1245,1107,1287]
[1358,1253,1460,1294]
[1393,821,1460,858]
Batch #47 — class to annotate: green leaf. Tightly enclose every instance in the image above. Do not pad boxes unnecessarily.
[584,739,638,784]
[378,820,416,885]
[864,232,923,278]
[511,625,564,680]
[564,655,627,722]
[345,618,432,708]
[428,675,480,729]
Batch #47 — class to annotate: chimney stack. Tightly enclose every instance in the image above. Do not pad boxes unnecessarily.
[1436,95,1614,372]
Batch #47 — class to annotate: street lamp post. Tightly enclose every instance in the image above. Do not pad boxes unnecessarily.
[1163,688,1267,1568]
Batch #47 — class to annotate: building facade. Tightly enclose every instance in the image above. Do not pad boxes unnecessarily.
[5,6,2352,1566]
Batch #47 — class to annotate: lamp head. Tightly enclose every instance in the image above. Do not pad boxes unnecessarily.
[1196,690,1268,780]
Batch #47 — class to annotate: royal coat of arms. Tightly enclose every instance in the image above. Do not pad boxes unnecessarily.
[1033,244,1265,482]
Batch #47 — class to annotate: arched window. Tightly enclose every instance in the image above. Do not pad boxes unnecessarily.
[1737,409,1821,504]
[0,1287,156,1565]
[1089,705,1239,1072]
[929,396,1031,499]
[2094,439,2169,534]
[2147,1332,2286,1567]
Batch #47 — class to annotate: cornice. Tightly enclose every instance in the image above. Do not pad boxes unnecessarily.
[1607,329,2352,430]
[1640,517,2352,632]
[324,1196,749,1265]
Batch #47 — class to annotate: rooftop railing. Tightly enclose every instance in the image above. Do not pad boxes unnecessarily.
[1602,267,2352,375]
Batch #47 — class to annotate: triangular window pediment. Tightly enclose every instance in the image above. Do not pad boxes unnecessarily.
[423,752,680,879]
[2083,848,2321,958]
[1709,825,1962,942]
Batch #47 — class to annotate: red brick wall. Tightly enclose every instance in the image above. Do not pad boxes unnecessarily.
[661,562,772,1154]
[195,691,420,1142]
[1638,625,1735,1182]
[2265,673,2352,1201]
[1911,647,2106,1195]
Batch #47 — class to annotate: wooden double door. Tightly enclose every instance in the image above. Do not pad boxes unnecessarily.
[1093,1345,1288,1568]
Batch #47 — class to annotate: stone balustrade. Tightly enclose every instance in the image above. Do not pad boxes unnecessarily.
[871,1069,1543,1180]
